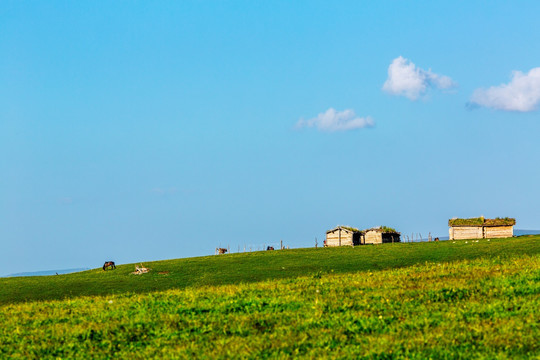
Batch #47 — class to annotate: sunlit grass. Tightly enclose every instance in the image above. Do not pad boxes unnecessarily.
[1,236,538,304]
[1,254,538,358]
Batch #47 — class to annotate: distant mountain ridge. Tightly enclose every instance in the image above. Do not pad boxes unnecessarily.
[514,229,540,236]
[4,268,89,278]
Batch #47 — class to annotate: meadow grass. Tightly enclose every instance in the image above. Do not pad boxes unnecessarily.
[1,236,538,304]
[0,253,538,359]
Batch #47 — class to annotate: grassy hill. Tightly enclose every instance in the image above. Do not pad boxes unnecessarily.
[1,236,538,304]
[0,237,538,359]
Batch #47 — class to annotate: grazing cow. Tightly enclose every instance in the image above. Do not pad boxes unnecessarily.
[434,237,440,242]
[267,246,274,251]
[216,248,228,255]
[103,261,116,270]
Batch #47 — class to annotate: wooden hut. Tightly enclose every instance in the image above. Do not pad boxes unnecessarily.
[325,226,363,247]
[448,217,515,240]
[363,226,401,244]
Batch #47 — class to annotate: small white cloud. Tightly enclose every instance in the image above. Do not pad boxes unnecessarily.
[469,67,540,112]
[382,56,456,100]
[296,108,374,132]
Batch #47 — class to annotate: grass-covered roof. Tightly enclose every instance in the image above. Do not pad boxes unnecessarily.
[448,217,516,227]
[326,226,363,234]
[380,225,399,234]
[366,226,400,234]
[327,225,400,234]
[340,226,362,233]
[326,225,401,234]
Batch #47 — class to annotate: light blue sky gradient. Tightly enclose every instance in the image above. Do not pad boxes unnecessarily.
[1,1,539,275]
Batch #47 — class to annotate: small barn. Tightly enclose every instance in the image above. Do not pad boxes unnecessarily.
[363,226,401,244]
[325,226,363,247]
[448,217,515,240]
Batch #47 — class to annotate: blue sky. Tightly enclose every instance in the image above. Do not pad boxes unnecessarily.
[1,1,540,275]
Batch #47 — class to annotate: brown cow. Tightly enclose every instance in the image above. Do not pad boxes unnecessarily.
[267,246,274,251]
[103,261,116,270]
[216,248,228,255]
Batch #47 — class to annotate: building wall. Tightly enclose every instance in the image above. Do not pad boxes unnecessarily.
[364,231,382,244]
[382,233,401,243]
[484,226,513,238]
[449,226,483,240]
[449,226,513,240]
[352,232,363,246]
[326,229,354,246]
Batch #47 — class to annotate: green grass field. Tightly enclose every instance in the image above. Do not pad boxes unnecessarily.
[1,237,539,358]
[1,236,538,304]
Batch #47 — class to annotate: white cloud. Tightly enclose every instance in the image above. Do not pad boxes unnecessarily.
[469,67,540,112]
[382,56,456,100]
[296,108,374,132]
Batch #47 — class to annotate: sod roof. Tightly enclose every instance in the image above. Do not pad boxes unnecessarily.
[326,225,400,234]
[448,217,516,227]
[366,226,400,234]
[326,226,363,234]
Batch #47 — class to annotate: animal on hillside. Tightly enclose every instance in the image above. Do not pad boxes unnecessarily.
[267,246,274,251]
[103,261,116,270]
[434,237,440,242]
[132,264,149,275]
[216,248,228,255]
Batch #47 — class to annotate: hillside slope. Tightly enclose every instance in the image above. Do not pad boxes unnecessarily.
[1,253,538,358]
[1,236,538,304]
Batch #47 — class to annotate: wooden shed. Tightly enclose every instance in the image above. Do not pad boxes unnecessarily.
[325,226,363,247]
[363,226,401,244]
[448,217,515,240]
